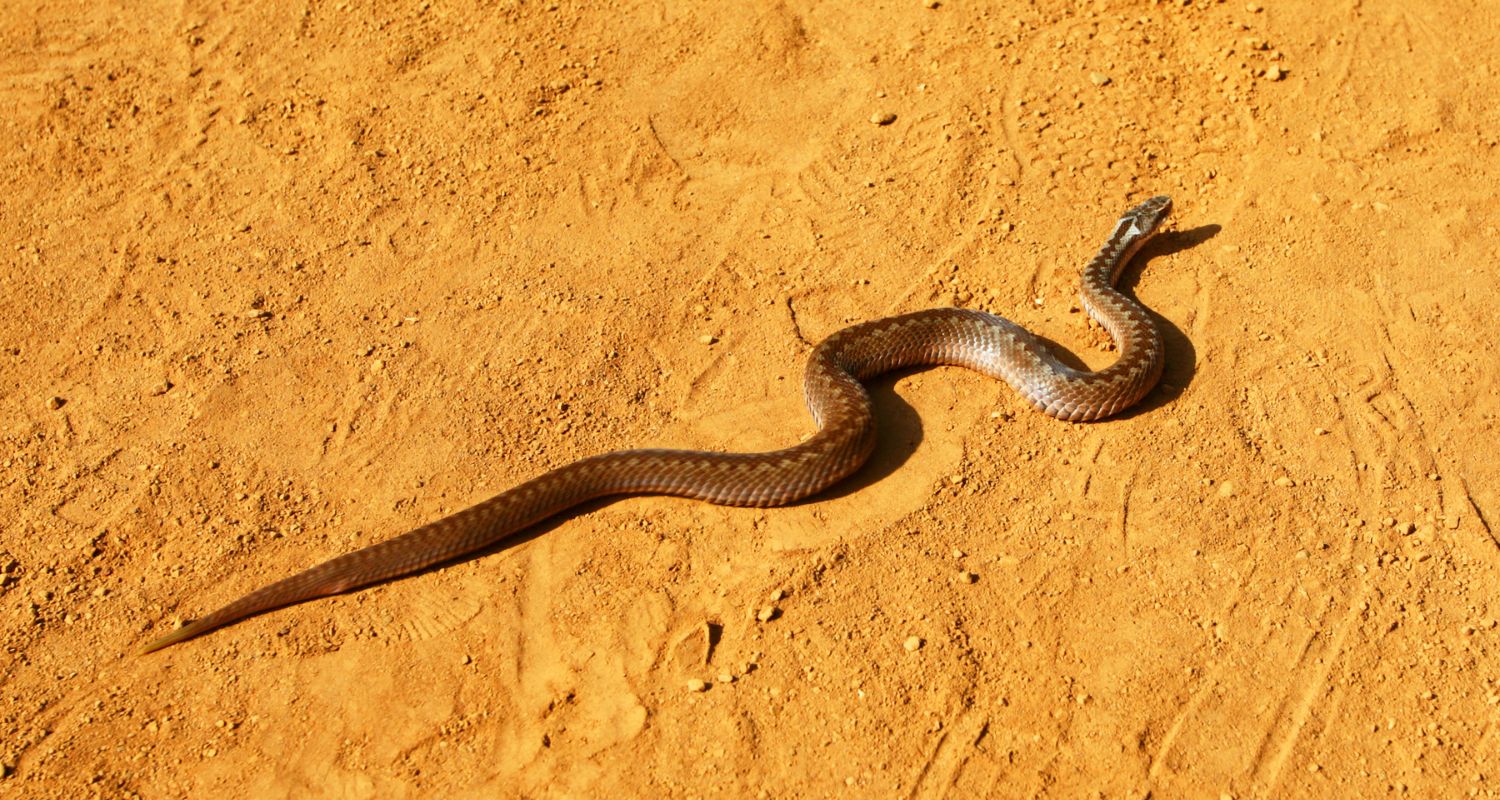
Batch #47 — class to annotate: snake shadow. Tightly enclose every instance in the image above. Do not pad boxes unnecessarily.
[1115,222,1216,418]
[242,223,1219,637]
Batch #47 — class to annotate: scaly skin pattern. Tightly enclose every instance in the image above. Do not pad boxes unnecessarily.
[139,195,1172,654]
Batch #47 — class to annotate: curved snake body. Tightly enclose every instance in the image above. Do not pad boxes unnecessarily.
[140,195,1172,654]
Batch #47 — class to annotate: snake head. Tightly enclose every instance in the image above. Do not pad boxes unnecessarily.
[1124,195,1173,238]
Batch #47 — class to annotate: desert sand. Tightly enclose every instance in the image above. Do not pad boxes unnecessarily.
[4,0,1498,797]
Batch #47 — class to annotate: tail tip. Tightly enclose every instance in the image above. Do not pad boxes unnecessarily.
[137,623,195,655]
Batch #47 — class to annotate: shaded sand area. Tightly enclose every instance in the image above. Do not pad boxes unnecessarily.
[3,1,1498,796]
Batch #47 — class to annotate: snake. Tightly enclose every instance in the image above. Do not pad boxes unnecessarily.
[140,194,1172,654]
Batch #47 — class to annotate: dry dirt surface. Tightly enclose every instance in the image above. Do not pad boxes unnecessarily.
[4,0,1499,797]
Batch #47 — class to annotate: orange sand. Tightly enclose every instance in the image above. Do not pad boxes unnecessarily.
[4,1,1498,796]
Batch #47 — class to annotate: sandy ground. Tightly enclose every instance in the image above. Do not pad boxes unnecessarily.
[4,0,1499,797]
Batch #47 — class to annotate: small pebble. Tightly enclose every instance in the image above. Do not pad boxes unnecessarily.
[1314,427,1329,435]
[1311,193,1329,205]
[686,678,708,693]
[150,380,174,396]
[1089,72,1111,86]
[717,672,734,683]
[769,588,785,602]
[1265,64,1285,81]
[923,0,939,7]
[757,606,780,622]
[870,111,897,126]
[1273,476,1294,487]
[1217,481,1235,497]
[903,636,924,652]
[47,396,66,410]
[698,334,717,345]
[958,571,977,584]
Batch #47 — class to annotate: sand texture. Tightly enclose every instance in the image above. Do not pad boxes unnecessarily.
[3,1,1499,797]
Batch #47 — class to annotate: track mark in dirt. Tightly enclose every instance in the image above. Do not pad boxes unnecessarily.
[906,710,990,800]
[678,341,733,414]
[1114,470,1137,556]
[1147,666,1220,782]
[1139,568,1368,795]
[391,584,484,644]
[789,155,865,262]
[1323,4,1360,92]
[1456,475,1496,540]
[784,295,814,348]
[508,542,574,699]
[996,33,1036,178]
[879,235,978,316]
[1075,434,1104,500]
[897,111,956,182]
[1187,260,1215,361]
[1452,474,1500,567]
[1248,582,1369,794]
[644,114,688,178]
[50,445,128,528]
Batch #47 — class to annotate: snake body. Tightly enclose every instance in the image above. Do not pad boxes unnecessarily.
[140,195,1171,654]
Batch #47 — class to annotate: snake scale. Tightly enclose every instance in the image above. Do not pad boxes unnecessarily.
[140,194,1172,654]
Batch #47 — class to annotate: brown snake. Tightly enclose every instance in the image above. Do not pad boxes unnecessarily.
[140,195,1172,654]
